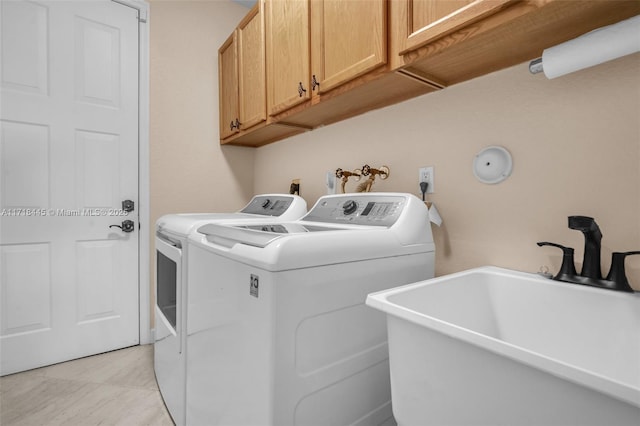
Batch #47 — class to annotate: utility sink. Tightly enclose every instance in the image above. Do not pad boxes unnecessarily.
[366,266,640,426]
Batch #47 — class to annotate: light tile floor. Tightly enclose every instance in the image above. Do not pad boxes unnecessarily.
[0,345,173,426]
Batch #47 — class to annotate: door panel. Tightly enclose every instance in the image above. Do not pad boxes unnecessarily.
[0,120,50,208]
[0,0,140,376]
[0,0,48,95]
[76,239,120,323]
[75,130,121,208]
[398,0,514,55]
[238,4,266,130]
[311,0,387,94]
[1,243,51,335]
[266,0,310,115]
[411,0,474,31]
[219,33,239,139]
[75,16,122,107]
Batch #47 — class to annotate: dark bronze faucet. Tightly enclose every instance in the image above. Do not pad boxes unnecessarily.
[537,216,638,292]
[568,216,603,279]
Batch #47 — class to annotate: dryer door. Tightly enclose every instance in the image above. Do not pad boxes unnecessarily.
[156,236,181,339]
[154,235,185,425]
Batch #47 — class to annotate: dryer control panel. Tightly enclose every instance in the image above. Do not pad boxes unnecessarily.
[302,194,407,227]
[240,195,296,216]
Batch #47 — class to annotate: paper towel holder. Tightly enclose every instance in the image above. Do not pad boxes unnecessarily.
[529,57,544,74]
[528,15,640,78]
[473,146,513,184]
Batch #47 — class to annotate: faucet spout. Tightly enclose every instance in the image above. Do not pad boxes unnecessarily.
[568,216,602,279]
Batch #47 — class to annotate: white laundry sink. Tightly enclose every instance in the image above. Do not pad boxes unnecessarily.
[366,266,640,426]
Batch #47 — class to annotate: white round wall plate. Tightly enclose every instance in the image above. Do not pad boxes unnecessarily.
[473,146,513,184]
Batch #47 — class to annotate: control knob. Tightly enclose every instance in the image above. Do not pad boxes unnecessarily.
[261,199,271,209]
[342,200,358,215]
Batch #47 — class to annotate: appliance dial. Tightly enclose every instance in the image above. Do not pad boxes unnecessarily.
[262,199,271,209]
[342,200,358,215]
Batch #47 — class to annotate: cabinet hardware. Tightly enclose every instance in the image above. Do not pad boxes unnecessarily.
[298,82,307,97]
[230,118,241,130]
[312,75,320,91]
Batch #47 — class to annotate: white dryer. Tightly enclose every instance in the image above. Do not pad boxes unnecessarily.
[154,194,307,426]
[186,193,435,426]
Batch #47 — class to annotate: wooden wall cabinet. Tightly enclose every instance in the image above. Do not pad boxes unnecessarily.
[221,0,640,147]
[220,1,309,147]
[218,32,240,140]
[390,0,640,87]
[238,2,268,131]
[265,0,311,116]
[219,2,267,140]
[393,0,513,58]
[310,0,387,95]
[266,0,389,117]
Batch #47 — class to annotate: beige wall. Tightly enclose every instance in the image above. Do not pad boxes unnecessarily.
[254,54,640,290]
[149,1,639,306]
[150,0,255,220]
[149,0,254,324]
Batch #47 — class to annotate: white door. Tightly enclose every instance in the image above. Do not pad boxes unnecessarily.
[0,0,140,375]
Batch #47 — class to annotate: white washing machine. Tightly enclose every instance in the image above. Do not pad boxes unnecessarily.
[154,194,307,426]
[186,193,435,426]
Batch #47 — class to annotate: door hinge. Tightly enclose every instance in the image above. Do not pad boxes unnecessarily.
[137,8,148,23]
[111,0,148,23]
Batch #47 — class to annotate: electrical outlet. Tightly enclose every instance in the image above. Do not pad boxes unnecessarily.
[326,171,337,194]
[419,166,434,194]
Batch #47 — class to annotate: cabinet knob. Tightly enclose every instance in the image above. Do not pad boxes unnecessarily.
[298,82,307,97]
[234,118,241,129]
[312,75,320,91]
[230,118,241,130]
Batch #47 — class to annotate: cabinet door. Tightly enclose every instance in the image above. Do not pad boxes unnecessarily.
[266,0,311,116]
[219,32,239,139]
[238,2,266,130]
[396,0,513,55]
[311,0,386,94]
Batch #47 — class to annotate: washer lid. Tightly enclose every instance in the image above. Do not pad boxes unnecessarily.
[197,222,349,248]
[157,212,257,238]
[191,222,432,271]
[155,194,308,237]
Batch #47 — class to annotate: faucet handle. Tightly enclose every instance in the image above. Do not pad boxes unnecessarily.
[537,242,578,281]
[605,251,640,292]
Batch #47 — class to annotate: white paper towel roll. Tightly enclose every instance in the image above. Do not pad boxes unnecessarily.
[542,15,640,79]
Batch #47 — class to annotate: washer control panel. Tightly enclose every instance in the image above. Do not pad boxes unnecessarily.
[303,194,406,227]
[240,195,295,216]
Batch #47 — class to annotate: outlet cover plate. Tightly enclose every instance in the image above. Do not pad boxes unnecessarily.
[419,166,434,193]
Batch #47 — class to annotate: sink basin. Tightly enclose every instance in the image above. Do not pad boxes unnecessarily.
[366,266,640,426]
